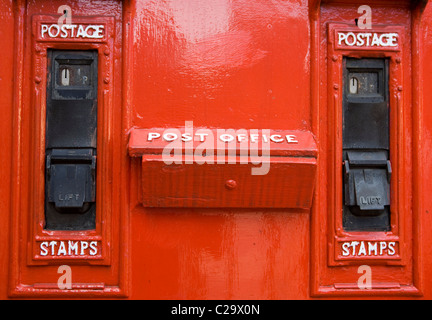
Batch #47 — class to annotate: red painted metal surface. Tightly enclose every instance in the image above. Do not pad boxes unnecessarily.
[129,127,317,208]
[1,0,432,299]
[311,1,425,297]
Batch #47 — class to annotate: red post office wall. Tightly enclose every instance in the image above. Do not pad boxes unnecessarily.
[0,0,15,300]
[128,0,312,299]
[418,3,432,298]
[1,0,432,299]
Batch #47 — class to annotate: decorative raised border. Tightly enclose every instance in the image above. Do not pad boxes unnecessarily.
[310,0,425,297]
[9,4,130,297]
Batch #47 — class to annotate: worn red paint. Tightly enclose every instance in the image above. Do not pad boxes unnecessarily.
[1,0,432,299]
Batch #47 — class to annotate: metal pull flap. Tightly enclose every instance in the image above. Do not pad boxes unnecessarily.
[46,149,96,213]
[344,151,391,212]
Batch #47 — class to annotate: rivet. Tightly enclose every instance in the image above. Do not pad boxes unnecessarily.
[225,180,237,190]
[396,57,401,64]
[104,77,110,84]
[397,85,403,91]
[332,55,338,62]
[334,84,339,90]
[35,76,41,84]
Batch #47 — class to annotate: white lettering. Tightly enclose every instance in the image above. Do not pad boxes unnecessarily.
[371,33,381,46]
[388,242,396,256]
[148,132,161,141]
[49,241,58,256]
[76,25,86,38]
[89,241,98,256]
[356,33,365,46]
[386,33,398,47]
[39,241,99,257]
[286,135,298,143]
[380,241,387,255]
[144,126,305,176]
[237,133,247,142]
[69,25,77,37]
[379,34,389,47]
[163,132,178,141]
[338,32,347,46]
[342,242,350,256]
[48,24,60,38]
[358,241,367,256]
[40,24,105,39]
[194,132,215,165]
[337,32,399,48]
[270,134,283,143]
[68,241,78,255]
[220,134,234,143]
[41,25,49,38]
[80,241,89,255]
[364,33,372,46]
[368,242,377,256]
[58,241,67,256]
[341,241,398,257]
[93,25,104,39]
[195,132,208,142]
[181,133,193,142]
[40,242,49,256]
[345,32,357,46]
[250,133,259,143]
[60,24,68,38]
[85,26,97,38]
